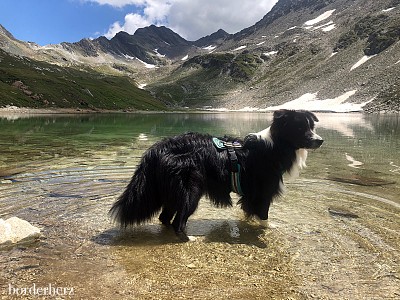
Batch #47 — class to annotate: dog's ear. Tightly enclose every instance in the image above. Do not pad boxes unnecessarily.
[273,109,289,119]
[306,111,319,122]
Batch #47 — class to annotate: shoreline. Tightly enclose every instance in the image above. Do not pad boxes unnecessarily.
[0,105,399,115]
[0,106,135,115]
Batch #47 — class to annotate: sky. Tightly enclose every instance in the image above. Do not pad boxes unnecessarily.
[0,0,278,46]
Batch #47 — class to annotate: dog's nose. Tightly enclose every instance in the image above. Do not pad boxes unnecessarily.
[312,139,324,148]
[310,132,323,148]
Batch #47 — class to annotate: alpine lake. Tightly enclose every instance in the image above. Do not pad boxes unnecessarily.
[0,111,399,299]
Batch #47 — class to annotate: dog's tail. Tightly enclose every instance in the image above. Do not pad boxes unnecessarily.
[109,156,162,227]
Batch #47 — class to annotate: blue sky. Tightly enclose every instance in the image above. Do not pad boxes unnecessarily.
[0,0,278,46]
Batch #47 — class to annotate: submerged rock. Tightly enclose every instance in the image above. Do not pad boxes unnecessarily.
[0,217,41,247]
[328,207,359,219]
[327,174,395,186]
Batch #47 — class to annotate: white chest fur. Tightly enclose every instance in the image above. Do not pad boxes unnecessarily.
[254,127,308,178]
[287,148,308,179]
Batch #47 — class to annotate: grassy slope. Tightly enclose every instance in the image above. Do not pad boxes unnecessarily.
[148,53,262,108]
[0,49,167,110]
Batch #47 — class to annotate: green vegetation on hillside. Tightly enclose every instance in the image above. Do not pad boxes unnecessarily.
[0,49,166,110]
[148,52,262,107]
[183,52,262,81]
[334,14,400,55]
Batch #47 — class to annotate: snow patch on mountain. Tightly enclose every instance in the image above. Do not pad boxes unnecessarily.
[154,49,165,58]
[137,59,157,69]
[382,7,396,12]
[322,24,336,32]
[123,54,135,60]
[304,11,336,32]
[304,9,336,26]
[233,45,247,51]
[264,90,373,112]
[350,55,376,71]
[263,51,278,56]
[314,21,334,29]
[206,90,373,113]
[203,45,216,52]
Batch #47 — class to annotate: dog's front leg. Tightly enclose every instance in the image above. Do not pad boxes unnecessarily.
[255,200,271,227]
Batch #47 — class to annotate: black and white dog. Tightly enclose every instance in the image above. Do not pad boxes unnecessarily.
[110,109,323,240]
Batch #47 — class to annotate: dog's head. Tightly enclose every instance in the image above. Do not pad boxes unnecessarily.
[271,109,323,149]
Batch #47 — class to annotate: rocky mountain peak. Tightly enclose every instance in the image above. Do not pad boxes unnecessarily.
[0,24,14,39]
[193,29,230,47]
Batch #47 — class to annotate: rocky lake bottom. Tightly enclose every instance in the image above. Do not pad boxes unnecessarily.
[0,112,399,299]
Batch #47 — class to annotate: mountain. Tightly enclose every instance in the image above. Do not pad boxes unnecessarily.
[58,25,196,65]
[148,0,400,112]
[1,0,400,112]
[0,23,228,66]
[0,48,166,111]
[193,29,231,47]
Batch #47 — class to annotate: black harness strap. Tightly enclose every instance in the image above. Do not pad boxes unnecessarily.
[212,138,244,195]
[226,144,239,173]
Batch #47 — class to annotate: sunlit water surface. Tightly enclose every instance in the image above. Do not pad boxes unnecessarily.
[0,112,399,299]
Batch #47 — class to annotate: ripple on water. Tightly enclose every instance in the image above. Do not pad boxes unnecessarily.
[0,165,134,219]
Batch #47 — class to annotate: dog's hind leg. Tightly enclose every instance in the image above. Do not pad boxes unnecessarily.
[172,210,195,242]
[172,189,202,242]
[159,206,175,226]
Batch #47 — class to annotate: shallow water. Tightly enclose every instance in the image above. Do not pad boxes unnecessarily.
[0,112,399,299]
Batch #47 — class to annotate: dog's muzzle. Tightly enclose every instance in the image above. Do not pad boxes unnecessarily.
[309,133,324,149]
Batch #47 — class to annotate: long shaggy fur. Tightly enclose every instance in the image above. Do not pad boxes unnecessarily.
[109,109,323,239]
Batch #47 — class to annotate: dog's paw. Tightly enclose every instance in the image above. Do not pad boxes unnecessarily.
[187,235,197,242]
[254,216,278,229]
[254,216,269,227]
[267,221,279,229]
[175,231,190,242]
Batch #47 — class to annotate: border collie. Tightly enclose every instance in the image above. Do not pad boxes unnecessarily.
[110,109,323,240]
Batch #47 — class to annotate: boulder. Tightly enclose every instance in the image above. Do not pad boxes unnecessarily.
[0,217,41,247]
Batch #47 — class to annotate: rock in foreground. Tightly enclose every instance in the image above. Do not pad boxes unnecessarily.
[0,217,41,247]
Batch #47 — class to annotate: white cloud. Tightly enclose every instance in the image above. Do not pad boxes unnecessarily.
[86,0,147,8]
[104,12,153,38]
[97,0,171,38]
[87,0,278,40]
[167,0,278,41]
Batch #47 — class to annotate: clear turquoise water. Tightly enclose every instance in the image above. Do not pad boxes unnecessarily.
[0,112,399,299]
[0,112,399,214]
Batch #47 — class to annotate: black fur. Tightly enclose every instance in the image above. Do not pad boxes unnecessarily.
[109,109,323,240]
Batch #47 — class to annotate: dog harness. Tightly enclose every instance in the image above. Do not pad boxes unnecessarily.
[212,137,244,196]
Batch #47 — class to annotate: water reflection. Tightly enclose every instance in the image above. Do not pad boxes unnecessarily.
[316,113,374,137]
[94,219,266,248]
